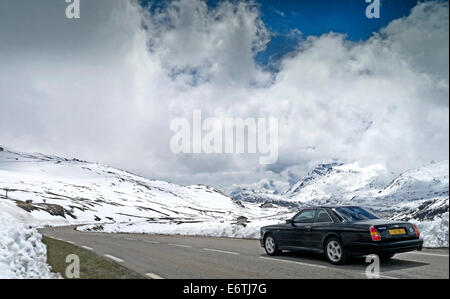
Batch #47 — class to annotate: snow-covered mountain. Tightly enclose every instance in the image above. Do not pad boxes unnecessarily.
[227,162,392,206]
[227,178,293,207]
[378,161,448,201]
[230,161,449,247]
[284,162,393,204]
[285,163,344,197]
[0,147,293,236]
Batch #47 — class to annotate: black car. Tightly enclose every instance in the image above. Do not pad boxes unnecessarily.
[260,206,423,264]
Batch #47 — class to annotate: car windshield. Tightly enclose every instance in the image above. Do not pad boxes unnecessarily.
[333,206,379,222]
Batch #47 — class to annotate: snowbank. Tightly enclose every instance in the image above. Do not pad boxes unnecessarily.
[416,212,449,248]
[78,219,284,239]
[0,211,59,279]
[78,215,448,248]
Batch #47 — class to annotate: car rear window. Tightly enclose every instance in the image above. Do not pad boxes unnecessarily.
[316,209,332,223]
[333,207,379,222]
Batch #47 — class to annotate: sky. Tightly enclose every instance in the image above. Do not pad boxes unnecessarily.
[256,0,423,66]
[142,0,426,66]
[0,0,449,190]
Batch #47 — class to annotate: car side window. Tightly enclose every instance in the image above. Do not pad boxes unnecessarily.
[293,209,316,223]
[315,209,333,223]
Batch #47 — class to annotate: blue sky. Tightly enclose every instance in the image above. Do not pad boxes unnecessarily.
[255,0,424,65]
[141,0,437,65]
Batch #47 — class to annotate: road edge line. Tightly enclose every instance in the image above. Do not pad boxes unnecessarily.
[104,254,124,263]
[203,248,240,255]
[259,256,328,269]
[145,273,165,279]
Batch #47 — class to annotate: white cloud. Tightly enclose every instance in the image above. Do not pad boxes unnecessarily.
[270,7,285,17]
[0,0,448,189]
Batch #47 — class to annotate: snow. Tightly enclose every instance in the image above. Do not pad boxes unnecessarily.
[79,220,274,239]
[285,162,391,203]
[0,148,290,226]
[416,212,449,247]
[378,160,449,199]
[0,147,293,238]
[0,211,59,279]
[78,211,296,238]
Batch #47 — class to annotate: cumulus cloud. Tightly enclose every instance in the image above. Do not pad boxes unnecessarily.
[0,0,448,189]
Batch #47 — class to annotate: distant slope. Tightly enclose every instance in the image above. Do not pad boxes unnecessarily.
[0,148,291,230]
[378,161,449,201]
[228,178,293,207]
[286,162,397,204]
[284,163,344,197]
[376,162,449,247]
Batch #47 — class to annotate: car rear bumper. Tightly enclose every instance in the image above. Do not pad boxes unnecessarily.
[346,238,423,256]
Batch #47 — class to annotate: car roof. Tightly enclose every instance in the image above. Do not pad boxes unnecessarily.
[301,205,360,209]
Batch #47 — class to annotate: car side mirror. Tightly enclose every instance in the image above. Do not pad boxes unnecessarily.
[286,219,293,224]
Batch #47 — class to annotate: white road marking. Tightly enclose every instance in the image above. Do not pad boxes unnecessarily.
[81,246,93,250]
[145,273,164,279]
[378,274,399,279]
[203,248,240,255]
[362,273,399,279]
[405,251,449,258]
[168,243,192,248]
[144,240,161,244]
[259,256,328,269]
[104,254,124,263]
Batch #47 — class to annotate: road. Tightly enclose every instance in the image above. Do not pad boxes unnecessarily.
[40,226,449,279]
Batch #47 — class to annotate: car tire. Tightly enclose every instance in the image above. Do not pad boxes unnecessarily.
[379,253,395,260]
[264,234,280,256]
[325,237,348,265]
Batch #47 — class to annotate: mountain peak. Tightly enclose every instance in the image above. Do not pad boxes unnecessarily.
[284,162,343,195]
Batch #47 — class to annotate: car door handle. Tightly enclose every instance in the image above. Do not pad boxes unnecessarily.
[305,225,312,231]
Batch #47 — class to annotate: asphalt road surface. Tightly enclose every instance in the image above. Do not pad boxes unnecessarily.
[40,226,449,279]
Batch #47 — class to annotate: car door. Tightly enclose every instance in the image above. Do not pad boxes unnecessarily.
[268,222,295,247]
[310,208,334,250]
[289,209,317,249]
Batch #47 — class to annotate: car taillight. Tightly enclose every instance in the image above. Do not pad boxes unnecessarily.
[370,226,381,241]
[413,224,420,237]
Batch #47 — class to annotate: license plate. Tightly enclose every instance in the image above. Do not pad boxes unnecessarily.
[389,228,406,235]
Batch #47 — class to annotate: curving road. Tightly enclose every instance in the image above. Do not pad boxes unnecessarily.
[40,226,449,279]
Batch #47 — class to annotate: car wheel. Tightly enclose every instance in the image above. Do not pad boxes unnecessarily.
[264,234,280,256]
[379,253,395,260]
[325,237,348,265]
